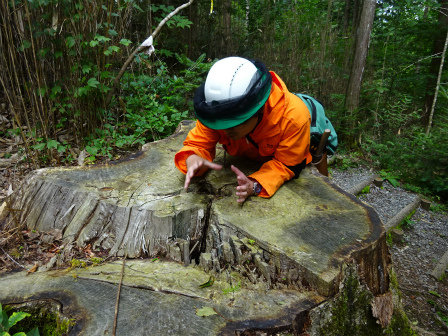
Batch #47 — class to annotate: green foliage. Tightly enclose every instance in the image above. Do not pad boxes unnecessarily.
[1,302,73,336]
[0,303,39,336]
[362,122,448,200]
[90,257,104,265]
[75,54,213,162]
[437,311,448,325]
[3,0,200,166]
[151,5,192,29]
[360,185,370,194]
[379,170,400,188]
[17,52,212,164]
[400,211,416,229]
[429,290,442,298]
[430,203,448,213]
[222,281,241,295]
[198,276,215,288]
[427,299,448,326]
[336,156,359,170]
[386,232,393,246]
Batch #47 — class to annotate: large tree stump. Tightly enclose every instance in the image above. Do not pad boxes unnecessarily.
[2,121,208,259]
[0,121,417,335]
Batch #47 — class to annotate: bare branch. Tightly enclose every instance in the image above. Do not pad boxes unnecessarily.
[105,0,195,107]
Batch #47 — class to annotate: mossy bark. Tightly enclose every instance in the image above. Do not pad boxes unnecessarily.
[305,264,416,336]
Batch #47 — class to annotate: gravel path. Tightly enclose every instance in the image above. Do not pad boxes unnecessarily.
[330,165,448,335]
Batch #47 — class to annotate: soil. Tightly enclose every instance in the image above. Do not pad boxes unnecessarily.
[0,149,447,335]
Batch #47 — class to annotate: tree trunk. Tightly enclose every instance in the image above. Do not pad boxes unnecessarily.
[426,29,448,135]
[422,0,448,128]
[344,0,376,141]
[222,0,232,55]
[344,0,351,33]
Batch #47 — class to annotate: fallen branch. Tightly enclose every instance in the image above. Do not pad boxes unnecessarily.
[213,307,233,322]
[105,0,194,107]
[113,256,126,336]
[0,246,24,268]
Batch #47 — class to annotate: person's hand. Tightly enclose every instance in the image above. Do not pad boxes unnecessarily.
[231,165,255,203]
[184,154,222,189]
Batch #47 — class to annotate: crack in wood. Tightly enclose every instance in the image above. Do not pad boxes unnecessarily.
[74,201,100,244]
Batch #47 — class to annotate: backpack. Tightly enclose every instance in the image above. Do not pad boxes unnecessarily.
[294,93,338,155]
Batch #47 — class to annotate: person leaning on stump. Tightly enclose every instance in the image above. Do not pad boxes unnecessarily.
[174,57,312,203]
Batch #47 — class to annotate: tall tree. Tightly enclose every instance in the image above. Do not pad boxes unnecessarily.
[344,0,376,139]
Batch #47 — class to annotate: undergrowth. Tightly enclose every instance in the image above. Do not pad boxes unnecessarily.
[359,123,448,202]
[7,54,213,166]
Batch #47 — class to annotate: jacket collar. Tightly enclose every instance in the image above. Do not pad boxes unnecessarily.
[250,71,288,137]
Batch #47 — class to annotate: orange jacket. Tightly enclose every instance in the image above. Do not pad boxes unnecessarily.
[174,71,312,198]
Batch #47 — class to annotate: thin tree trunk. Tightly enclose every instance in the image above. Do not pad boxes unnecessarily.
[423,0,448,127]
[245,0,250,43]
[353,0,362,31]
[344,0,351,33]
[319,0,334,87]
[426,29,448,135]
[222,0,232,55]
[344,0,376,124]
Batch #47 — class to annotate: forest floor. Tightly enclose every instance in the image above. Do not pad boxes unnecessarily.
[0,144,447,335]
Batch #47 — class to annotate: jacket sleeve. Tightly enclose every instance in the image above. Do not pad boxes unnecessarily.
[174,121,220,175]
[248,117,312,198]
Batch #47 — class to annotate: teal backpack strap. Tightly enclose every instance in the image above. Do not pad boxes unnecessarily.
[294,93,338,155]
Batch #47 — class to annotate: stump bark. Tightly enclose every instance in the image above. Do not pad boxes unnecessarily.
[0,120,417,335]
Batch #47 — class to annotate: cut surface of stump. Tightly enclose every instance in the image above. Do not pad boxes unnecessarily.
[0,120,397,334]
[0,260,325,335]
[205,164,388,296]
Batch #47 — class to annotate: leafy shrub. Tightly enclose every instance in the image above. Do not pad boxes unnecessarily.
[0,302,39,336]
[79,54,214,162]
[362,123,448,200]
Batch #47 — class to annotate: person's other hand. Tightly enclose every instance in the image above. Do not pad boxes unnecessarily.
[185,154,222,189]
[231,165,254,203]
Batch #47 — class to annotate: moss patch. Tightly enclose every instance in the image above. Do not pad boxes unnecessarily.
[315,265,417,336]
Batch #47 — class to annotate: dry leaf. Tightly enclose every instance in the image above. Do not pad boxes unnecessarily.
[26,263,38,276]
[99,187,114,191]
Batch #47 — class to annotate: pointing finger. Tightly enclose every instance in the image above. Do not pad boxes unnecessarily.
[231,165,246,178]
[185,161,203,189]
[204,161,223,170]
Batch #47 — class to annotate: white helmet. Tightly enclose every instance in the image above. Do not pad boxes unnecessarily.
[204,57,258,103]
